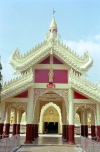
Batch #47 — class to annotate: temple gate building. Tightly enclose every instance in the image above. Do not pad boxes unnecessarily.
[0,16,100,145]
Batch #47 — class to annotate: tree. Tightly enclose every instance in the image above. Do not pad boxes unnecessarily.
[0,57,2,102]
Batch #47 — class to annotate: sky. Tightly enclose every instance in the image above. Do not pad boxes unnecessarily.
[0,0,100,84]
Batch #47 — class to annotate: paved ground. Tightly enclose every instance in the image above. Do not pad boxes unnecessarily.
[16,134,81,152]
[17,145,79,152]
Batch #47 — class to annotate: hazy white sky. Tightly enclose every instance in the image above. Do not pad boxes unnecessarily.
[0,0,100,83]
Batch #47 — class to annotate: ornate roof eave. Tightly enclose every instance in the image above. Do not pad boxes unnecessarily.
[55,41,93,73]
[9,40,50,73]
[9,38,93,74]
[69,69,100,102]
[1,69,33,101]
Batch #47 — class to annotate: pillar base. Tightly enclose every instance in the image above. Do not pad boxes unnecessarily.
[25,124,32,144]
[37,124,39,138]
[4,123,10,137]
[24,140,32,144]
[84,125,88,137]
[32,124,35,141]
[67,141,76,145]
[63,125,66,139]
[16,124,20,134]
[34,124,38,138]
[97,126,100,142]
[66,125,68,142]
[0,123,4,139]
[13,124,17,135]
[62,125,64,138]
[67,125,76,145]
[81,125,88,137]
[91,125,96,140]
[81,125,84,136]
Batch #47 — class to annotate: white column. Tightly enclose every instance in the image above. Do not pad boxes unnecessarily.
[35,100,39,124]
[33,106,36,124]
[26,87,33,124]
[97,102,100,125]
[81,111,84,125]
[91,109,95,125]
[17,110,21,124]
[13,109,17,124]
[84,109,87,125]
[0,102,5,123]
[62,100,66,125]
[68,88,74,125]
[5,108,11,123]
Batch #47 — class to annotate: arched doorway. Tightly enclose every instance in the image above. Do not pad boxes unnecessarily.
[39,102,62,134]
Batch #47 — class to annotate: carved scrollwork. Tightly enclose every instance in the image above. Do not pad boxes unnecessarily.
[74,103,96,118]
[32,88,69,122]
[5,102,27,116]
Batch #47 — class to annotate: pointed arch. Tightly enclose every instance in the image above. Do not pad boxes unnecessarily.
[39,102,62,134]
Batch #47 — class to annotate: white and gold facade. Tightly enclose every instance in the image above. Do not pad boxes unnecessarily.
[0,16,100,144]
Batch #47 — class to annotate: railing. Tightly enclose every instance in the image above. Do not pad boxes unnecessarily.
[81,136,100,152]
[0,135,20,152]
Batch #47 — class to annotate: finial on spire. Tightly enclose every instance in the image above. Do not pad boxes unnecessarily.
[53,9,55,16]
[47,10,58,41]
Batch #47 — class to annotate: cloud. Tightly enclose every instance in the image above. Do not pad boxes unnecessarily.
[63,38,100,83]
[63,39,100,56]
[94,34,100,41]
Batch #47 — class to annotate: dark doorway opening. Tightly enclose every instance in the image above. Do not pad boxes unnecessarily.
[44,122,58,134]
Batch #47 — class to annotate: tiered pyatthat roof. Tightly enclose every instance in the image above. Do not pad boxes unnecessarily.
[9,17,93,75]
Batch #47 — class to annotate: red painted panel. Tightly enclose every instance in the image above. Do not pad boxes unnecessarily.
[74,91,88,99]
[35,70,49,83]
[53,56,63,64]
[35,70,68,83]
[53,70,68,83]
[14,90,28,98]
[39,56,50,64]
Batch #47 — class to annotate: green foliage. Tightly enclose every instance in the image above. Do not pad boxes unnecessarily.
[0,82,2,90]
[0,63,2,70]
[0,71,2,81]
